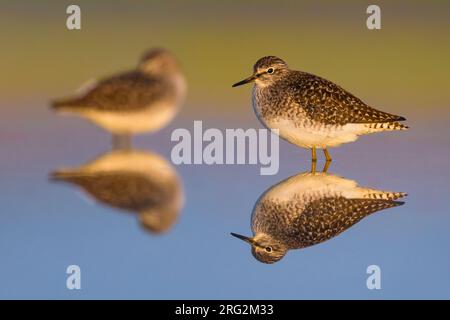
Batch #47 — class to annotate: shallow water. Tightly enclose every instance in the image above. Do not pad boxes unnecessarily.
[1,100,449,299]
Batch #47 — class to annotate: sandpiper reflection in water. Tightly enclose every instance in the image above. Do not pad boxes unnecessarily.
[231,166,407,264]
[51,48,186,148]
[51,149,183,234]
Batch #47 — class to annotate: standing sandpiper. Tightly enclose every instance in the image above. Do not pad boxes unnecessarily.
[52,48,186,143]
[232,56,408,162]
[231,171,407,264]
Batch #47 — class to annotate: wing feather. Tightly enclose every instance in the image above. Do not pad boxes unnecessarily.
[77,71,172,112]
[293,197,403,246]
[290,72,406,125]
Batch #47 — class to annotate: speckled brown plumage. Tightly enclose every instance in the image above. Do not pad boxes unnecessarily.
[51,48,186,135]
[53,171,179,212]
[284,72,405,125]
[55,72,178,113]
[234,56,408,151]
[51,150,183,234]
[252,56,406,126]
[255,196,402,249]
[231,172,407,264]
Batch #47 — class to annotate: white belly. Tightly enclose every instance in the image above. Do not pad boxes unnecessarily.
[79,103,178,134]
[264,118,365,149]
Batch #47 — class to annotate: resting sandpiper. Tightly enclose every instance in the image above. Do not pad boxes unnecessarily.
[231,171,406,264]
[51,149,183,234]
[232,56,408,161]
[52,48,186,139]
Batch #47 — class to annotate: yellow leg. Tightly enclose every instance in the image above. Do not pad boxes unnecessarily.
[112,133,132,150]
[311,147,317,174]
[311,160,317,174]
[322,160,331,173]
[323,148,332,162]
[311,147,317,162]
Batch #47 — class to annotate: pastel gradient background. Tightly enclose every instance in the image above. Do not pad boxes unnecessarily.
[0,0,449,299]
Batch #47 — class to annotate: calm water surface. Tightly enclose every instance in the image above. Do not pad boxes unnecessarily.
[1,101,449,299]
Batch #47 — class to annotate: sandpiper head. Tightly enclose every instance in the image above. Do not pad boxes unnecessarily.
[138,48,180,76]
[232,56,289,88]
[230,232,287,264]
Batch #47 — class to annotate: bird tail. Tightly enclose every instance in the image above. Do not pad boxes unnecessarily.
[363,190,407,201]
[364,121,409,132]
[387,121,409,131]
[363,198,406,211]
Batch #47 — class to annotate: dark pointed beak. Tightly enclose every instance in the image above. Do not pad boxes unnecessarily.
[230,232,254,244]
[232,74,257,87]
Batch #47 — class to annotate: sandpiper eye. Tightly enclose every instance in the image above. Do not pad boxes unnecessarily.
[265,247,272,253]
[267,68,274,74]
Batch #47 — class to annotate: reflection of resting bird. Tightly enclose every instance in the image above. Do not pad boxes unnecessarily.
[51,48,186,138]
[232,56,408,162]
[231,171,407,264]
[51,150,183,234]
